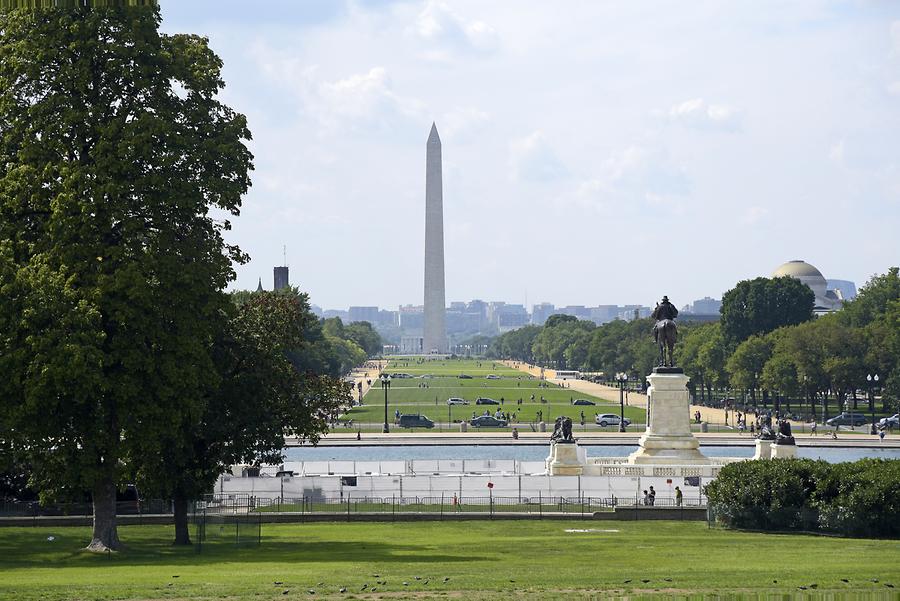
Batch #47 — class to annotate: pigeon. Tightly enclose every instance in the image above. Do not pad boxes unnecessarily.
[798,586,807,591]
[641,579,651,584]
[443,577,450,582]
[871,579,879,583]
[274,582,283,585]
[372,574,380,578]
[307,590,316,595]
[172,576,180,579]
[360,583,367,590]
[886,584,895,588]
[424,580,429,585]
[317,582,324,586]
[623,580,632,584]
[664,578,672,582]
[403,582,409,586]
[841,579,850,583]
[371,588,377,592]
[339,587,347,593]
[282,591,289,596]
[773,580,778,584]
[810,584,818,589]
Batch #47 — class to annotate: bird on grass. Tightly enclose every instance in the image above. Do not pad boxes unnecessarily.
[274,581,283,585]
[443,577,450,583]
[623,579,632,584]
[841,578,850,583]
[415,576,422,580]
[886,584,895,588]
[424,580,429,585]
[307,590,315,595]
[641,579,651,584]
[360,583,367,590]
[809,584,818,589]
[664,578,672,582]
[281,591,289,596]
[339,587,347,593]
[403,582,409,586]
[798,586,807,591]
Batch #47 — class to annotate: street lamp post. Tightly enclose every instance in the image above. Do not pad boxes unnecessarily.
[615,372,628,433]
[380,374,391,433]
[868,373,879,434]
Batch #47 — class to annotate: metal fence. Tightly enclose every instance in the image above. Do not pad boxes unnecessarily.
[0,499,172,518]
[198,493,705,519]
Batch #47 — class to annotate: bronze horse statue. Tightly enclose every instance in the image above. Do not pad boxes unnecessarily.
[651,296,678,368]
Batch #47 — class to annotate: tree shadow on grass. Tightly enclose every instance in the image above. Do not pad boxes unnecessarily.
[0,533,485,569]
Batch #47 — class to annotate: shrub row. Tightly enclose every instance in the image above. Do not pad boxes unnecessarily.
[705,458,900,538]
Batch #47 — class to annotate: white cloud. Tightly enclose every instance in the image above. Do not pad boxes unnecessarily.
[888,81,900,97]
[508,131,567,182]
[409,1,499,60]
[741,206,769,225]
[891,20,900,56]
[669,98,740,131]
[440,107,490,140]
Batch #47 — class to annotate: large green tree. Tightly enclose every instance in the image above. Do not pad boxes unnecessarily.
[0,5,252,550]
[720,276,815,346]
[133,290,349,545]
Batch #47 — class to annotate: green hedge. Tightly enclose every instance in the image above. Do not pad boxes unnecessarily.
[705,458,900,538]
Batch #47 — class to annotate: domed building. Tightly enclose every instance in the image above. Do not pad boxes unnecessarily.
[772,260,848,315]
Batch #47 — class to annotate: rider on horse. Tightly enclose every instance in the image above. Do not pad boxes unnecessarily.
[652,296,678,366]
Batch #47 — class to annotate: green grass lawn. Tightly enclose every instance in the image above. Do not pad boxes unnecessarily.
[1,521,897,600]
[345,359,644,430]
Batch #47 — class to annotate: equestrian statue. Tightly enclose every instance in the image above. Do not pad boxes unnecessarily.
[651,296,678,368]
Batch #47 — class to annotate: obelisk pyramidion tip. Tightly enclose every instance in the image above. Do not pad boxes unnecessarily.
[428,122,440,144]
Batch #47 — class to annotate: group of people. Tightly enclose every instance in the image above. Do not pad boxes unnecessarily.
[641,485,684,507]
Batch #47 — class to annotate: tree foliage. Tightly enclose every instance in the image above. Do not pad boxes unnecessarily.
[720,277,815,345]
[0,5,252,550]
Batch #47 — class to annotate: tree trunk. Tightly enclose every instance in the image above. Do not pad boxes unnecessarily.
[87,478,121,552]
[173,491,192,546]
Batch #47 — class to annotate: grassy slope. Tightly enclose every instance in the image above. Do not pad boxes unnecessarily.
[1,521,897,600]
[347,359,644,427]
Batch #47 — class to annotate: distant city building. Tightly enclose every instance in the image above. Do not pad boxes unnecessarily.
[348,306,379,324]
[559,305,591,320]
[274,266,289,290]
[589,305,619,325]
[322,309,349,322]
[681,297,722,315]
[399,304,424,331]
[826,279,857,302]
[772,260,848,315]
[532,302,555,326]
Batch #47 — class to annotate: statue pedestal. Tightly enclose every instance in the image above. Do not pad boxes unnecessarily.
[771,443,797,459]
[753,439,773,460]
[546,441,585,475]
[628,371,710,465]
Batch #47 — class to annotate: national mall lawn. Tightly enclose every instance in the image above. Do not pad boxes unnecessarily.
[343,358,645,430]
[1,521,897,600]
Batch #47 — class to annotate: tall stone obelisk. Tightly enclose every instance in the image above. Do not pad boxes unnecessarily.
[423,123,447,354]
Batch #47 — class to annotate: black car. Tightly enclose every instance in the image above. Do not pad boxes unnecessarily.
[475,397,499,405]
[458,374,473,379]
[398,414,435,428]
[471,416,508,428]
[572,399,595,406]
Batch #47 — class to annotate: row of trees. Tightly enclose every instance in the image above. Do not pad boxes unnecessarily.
[0,5,368,551]
[489,269,900,416]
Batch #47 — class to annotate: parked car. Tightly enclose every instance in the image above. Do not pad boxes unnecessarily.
[398,414,434,429]
[486,374,501,380]
[470,415,508,428]
[391,373,414,379]
[446,397,469,405]
[878,414,899,429]
[825,412,869,427]
[572,399,596,406]
[458,374,473,379]
[595,413,631,427]
[475,397,500,405]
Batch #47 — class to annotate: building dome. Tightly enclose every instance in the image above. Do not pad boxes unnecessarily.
[772,260,829,309]
[773,260,825,279]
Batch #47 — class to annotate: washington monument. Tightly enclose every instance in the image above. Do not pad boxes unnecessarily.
[423,123,447,353]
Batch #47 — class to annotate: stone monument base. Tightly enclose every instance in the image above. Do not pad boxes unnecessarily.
[546,441,585,475]
[628,434,711,465]
[753,439,773,460]
[771,443,798,459]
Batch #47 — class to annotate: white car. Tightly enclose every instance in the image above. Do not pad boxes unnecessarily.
[595,413,631,427]
[878,414,899,429]
[446,397,469,405]
[486,374,501,380]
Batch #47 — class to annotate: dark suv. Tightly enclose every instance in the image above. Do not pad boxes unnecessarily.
[398,414,435,429]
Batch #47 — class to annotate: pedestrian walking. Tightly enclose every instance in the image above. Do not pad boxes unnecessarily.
[648,486,656,506]
[675,486,683,507]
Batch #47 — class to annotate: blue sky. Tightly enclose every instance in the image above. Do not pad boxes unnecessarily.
[160,0,900,310]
